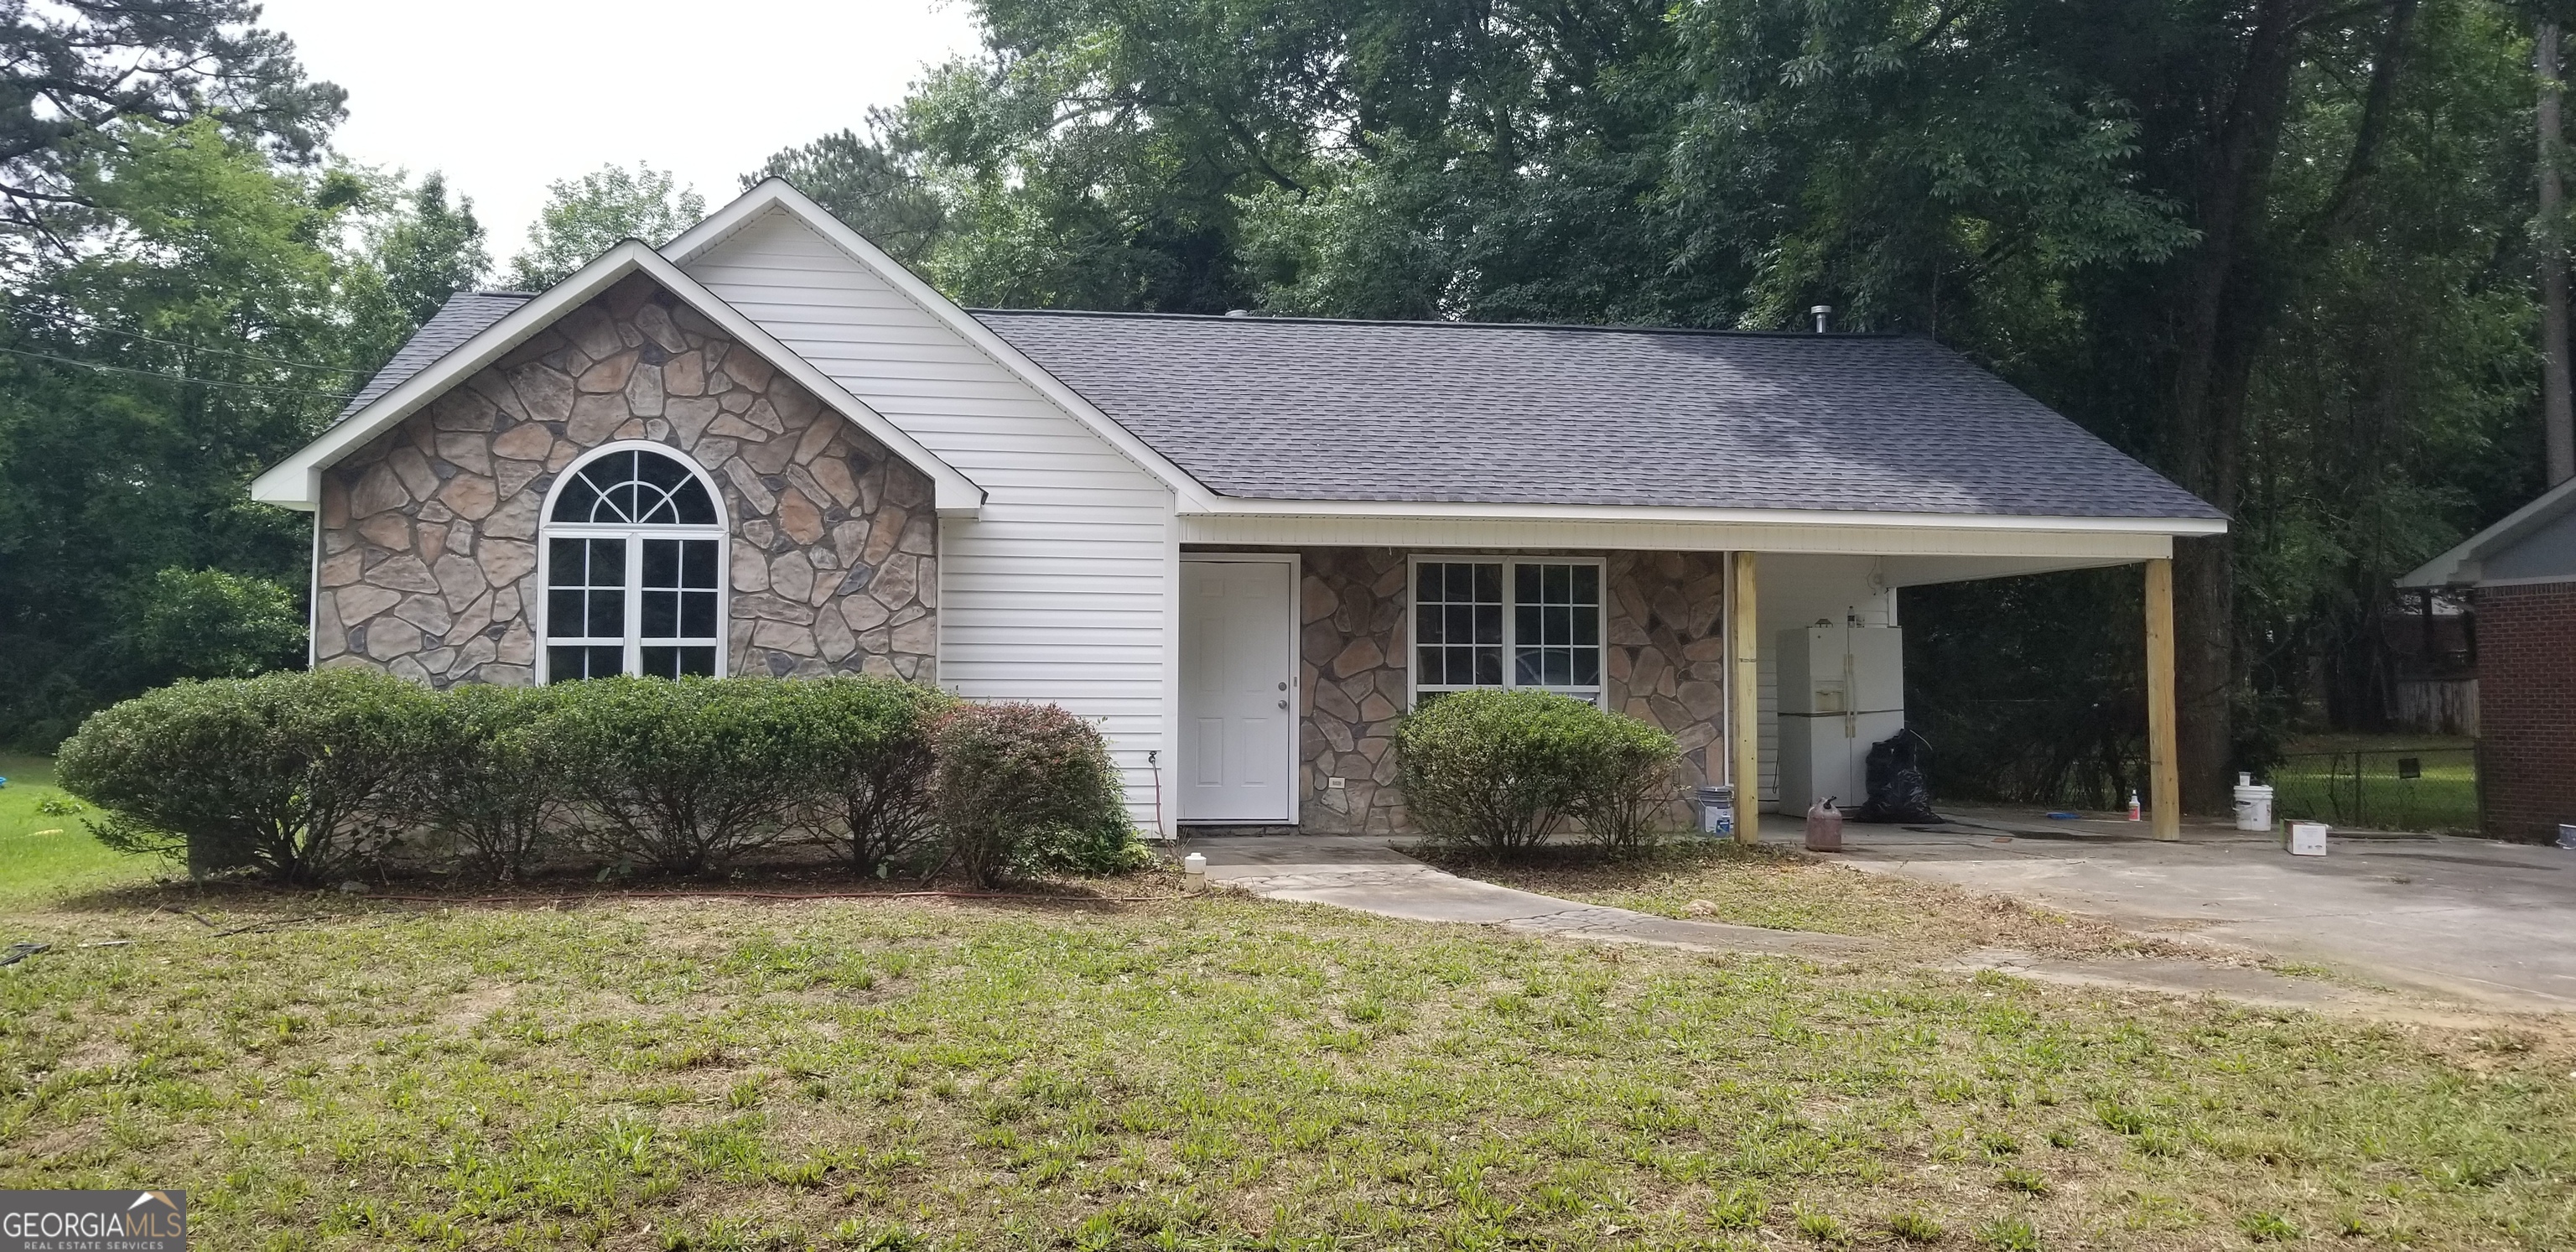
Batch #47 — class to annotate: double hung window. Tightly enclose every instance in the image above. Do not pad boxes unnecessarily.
[541,444,727,681]
[1410,557,1604,704]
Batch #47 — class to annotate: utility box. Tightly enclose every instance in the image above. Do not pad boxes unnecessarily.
[1776,624,1904,813]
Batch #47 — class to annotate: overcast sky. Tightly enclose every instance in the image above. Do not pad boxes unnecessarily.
[257,0,985,272]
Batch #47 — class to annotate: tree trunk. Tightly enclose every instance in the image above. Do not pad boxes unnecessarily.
[2540,22,2573,487]
[2163,0,2312,813]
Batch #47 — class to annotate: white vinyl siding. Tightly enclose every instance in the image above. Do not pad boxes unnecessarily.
[682,210,1177,829]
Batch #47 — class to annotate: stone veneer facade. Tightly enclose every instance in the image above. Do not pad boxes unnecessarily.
[1282,548,1731,834]
[315,274,936,686]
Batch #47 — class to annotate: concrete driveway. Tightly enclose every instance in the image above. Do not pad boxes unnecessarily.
[1784,810,2576,1013]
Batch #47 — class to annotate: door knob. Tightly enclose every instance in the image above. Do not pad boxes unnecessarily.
[1276,699,1289,709]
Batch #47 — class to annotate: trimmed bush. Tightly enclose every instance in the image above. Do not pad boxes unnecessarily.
[929,703,1140,887]
[407,683,567,883]
[56,669,432,883]
[1394,688,1680,857]
[800,677,956,876]
[61,673,1156,886]
[1567,711,1684,854]
[543,676,828,875]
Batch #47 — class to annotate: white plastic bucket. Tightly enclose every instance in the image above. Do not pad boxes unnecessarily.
[2285,821,2328,856]
[1696,786,1734,836]
[2232,772,2275,832]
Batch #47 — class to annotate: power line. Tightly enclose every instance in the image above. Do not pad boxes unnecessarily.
[0,344,355,400]
[78,325,368,374]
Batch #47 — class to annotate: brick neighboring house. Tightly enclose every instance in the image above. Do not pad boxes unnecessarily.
[2403,478,2576,843]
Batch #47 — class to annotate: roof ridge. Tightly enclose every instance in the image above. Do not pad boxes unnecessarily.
[964,307,1914,340]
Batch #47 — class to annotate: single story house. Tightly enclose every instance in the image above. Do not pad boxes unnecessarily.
[2402,477,2576,842]
[254,181,2225,839]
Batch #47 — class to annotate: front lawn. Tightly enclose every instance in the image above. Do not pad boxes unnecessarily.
[0,754,158,904]
[2,878,2569,1249]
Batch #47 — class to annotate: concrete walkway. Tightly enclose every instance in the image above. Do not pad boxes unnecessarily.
[1187,835,1863,959]
[1794,809,2576,1015]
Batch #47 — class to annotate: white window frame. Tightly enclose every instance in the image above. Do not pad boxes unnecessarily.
[537,440,730,683]
[1405,554,1607,708]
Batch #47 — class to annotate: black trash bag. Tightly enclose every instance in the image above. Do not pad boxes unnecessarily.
[1848,727,1938,824]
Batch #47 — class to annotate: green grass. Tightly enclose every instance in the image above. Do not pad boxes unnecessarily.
[0,879,2570,1249]
[0,755,160,904]
[2271,735,2480,834]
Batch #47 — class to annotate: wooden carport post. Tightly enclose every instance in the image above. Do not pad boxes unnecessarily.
[2144,558,2183,841]
[1731,552,1762,844]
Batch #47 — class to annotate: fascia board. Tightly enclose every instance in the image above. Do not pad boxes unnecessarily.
[250,242,983,516]
[252,243,663,510]
[663,180,1223,512]
[1180,494,2231,537]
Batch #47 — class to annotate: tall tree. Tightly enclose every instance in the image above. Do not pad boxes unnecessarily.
[761,0,2542,805]
[0,121,366,742]
[2539,18,2575,486]
[0,0,344,259]
[506,163,704,290]
[343,170,490,373]
[745,123,948,263]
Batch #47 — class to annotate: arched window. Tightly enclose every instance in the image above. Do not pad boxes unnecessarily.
[540,443,727,682]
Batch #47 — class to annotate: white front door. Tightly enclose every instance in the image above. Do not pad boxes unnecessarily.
[1180,556,1297,823]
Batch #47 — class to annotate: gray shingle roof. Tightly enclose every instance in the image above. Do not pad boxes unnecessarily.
[338,290,2218,521]
[973,310,2222,520]
[335,290,532,422]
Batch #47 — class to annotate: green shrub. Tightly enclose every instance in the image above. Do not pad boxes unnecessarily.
[407,683,567,882]
[800,677,955,876]
[543,677,827,875]
[1394,688,1679,856]
[1566,709,1681,854]
[56,669,431,884]
[929,703,1140,887]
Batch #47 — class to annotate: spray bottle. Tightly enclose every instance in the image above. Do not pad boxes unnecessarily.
[2127,789,2142,822]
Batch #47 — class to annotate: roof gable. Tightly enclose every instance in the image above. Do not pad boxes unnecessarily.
[2402,475,2576,586]
[252,242,984,514]
[662,180,1219,511]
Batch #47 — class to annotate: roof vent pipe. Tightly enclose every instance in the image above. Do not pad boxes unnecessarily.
[1810,305,1833,334]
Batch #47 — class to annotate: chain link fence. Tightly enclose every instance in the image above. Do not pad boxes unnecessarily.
[2269,745,2478,834]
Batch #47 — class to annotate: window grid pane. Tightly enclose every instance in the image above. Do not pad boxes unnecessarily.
[1509,562,1602,694]
[1415,560,1504,689]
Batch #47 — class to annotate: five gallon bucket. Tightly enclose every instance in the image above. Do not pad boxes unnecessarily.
[2231,771,2275,832]
[1696,785,1734,836]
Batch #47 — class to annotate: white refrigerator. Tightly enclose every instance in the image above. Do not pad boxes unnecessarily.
[1775,623,1904,813]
